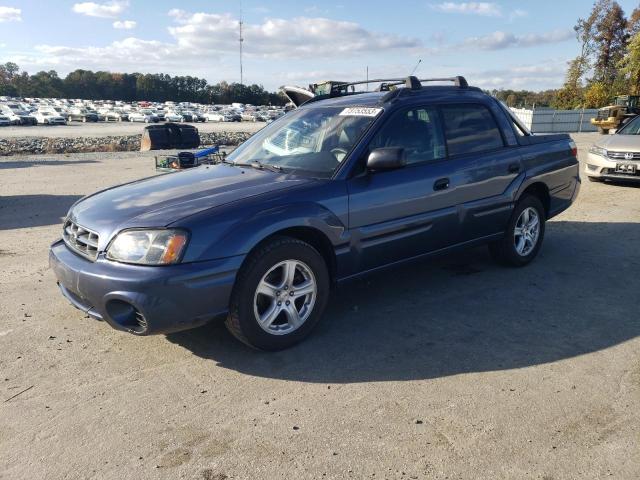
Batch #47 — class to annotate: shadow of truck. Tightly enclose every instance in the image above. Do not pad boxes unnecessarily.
[167,220,640,383]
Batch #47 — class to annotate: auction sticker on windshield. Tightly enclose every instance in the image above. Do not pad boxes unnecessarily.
[339,107,383,117]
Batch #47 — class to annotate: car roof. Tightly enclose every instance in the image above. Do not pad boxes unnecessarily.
[299,85,488,110]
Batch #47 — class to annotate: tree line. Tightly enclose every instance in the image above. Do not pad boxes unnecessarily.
[0,63,287,105]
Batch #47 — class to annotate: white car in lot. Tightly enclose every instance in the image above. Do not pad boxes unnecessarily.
[129,110,158,123]
[587,115,640,183]
[204,112,225,122]
[34,111,67,125]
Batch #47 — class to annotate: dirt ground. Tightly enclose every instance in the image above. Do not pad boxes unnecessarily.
[0,133,639,479]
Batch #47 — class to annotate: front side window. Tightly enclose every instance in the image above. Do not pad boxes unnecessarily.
[369,106,446,165]
[228,106,378,177]
[441,104,504,156]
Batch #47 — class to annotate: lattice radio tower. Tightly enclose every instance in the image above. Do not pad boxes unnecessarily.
[239,0,244,85]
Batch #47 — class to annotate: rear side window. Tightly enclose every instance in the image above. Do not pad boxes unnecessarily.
[369,106,446,165]
[441,104,504,156]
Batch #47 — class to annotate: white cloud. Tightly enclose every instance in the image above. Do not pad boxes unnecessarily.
[113,19,136,29]
[471,60,568,90]
[432,2,502,16]
[166,12,421,58]
[31,37,194,71]
[72,0,128,18]
[509,9,528,20]
[462,29,574,50]
[431,2,528,20]
[7,12,421,88]
[0,6,21,22]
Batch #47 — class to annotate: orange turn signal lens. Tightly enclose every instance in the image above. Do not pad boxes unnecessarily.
[160,233,188,264]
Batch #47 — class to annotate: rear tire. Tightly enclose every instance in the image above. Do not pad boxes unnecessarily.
[226,237,330,350]
[489,195,546,267]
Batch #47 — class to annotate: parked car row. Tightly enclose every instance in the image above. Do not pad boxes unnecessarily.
[0,96,288,126]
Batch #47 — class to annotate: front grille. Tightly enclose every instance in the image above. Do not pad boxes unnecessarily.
[606,151,640,161]
[63,219,100,261]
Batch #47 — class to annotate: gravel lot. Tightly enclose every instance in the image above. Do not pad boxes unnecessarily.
[0,120,264,138]
[1,133,639,479]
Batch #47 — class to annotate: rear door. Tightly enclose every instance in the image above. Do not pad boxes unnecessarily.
[438,102,522,241]
[346,105,462,273]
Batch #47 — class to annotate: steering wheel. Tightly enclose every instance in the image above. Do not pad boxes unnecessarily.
[330,147,349,162]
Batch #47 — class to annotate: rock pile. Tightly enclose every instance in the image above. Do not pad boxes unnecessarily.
[0,131,254,156]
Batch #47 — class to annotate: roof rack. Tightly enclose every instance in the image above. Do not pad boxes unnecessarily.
[309,76,468,97]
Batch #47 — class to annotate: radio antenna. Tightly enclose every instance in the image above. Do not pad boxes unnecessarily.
[410,59,422,76]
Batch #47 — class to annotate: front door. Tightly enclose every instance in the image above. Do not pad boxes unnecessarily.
[347,105,462,273]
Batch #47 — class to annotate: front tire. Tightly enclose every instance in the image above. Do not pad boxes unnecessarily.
[226,237,330,350]
[489,195,546,267]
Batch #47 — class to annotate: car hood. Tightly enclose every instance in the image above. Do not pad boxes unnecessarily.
[68,164,314,250]
[280,85,314,107]
[597,134,640,151]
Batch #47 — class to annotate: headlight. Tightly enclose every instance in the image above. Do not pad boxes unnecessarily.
[589,145,607,157]
[106,229,188,265]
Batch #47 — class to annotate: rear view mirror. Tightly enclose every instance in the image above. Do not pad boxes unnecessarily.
[367,147,406,171]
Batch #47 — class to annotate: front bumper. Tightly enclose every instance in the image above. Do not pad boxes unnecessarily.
[49,239,243,335]
[586,152,640,181]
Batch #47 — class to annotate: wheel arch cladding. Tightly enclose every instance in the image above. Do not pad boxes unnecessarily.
[242,226,337,283]
[520,182,550,217]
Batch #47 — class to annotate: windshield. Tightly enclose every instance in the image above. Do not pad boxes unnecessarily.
[227,106,380,178]
[617,115,640,135]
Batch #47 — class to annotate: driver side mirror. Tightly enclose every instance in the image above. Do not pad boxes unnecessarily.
[366,147,406,171]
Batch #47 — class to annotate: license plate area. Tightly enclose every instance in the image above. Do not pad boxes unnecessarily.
[615,163,637,174]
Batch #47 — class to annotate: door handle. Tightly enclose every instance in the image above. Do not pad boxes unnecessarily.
[508,163,521,173]
[433,178,450,191]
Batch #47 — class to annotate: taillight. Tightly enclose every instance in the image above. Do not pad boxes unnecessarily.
[569,140,578,158]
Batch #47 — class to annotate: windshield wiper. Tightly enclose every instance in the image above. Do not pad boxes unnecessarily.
[235,160,283,173]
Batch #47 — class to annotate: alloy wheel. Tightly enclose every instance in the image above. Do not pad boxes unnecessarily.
[514,207,540,256]
[253,260,317,335]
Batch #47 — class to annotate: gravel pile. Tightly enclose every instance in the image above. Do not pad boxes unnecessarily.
[0,131,254,156]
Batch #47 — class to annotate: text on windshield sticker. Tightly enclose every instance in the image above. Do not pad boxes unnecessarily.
[339,107,383,117]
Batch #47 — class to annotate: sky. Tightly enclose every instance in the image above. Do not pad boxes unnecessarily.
[0,0,639,92]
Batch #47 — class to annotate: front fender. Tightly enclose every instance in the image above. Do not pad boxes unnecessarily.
[182,197,350,263]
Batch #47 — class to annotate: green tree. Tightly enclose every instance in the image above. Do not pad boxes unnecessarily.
[592,0,628,86]
[584,81,610,107]
[554,58,588,109]
[554,4,602,109]
[619,32,640,94]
